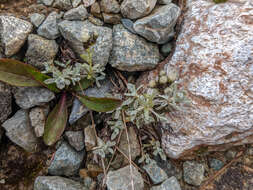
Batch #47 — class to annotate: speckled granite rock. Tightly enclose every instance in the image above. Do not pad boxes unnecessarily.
[0,82,12,123]
[0,16,33,57]
[63,5,88,20]
[157,0,253,158]
[109,24,160,71]
[103,13,121,24]
[65,131,85,151]
[100,0,120,14]
[53,0,73,10]
[143,162,168,184]
[29,13,45,27]
[38,0,54,6]
[183,161,204,186]
[151,176,181,190]
[133,4,180,44]
[72,0,81,7]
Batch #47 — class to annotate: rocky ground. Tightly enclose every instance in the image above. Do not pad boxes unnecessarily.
[0,0,252,190]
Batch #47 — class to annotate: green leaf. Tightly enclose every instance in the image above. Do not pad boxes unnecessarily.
[0,58,60,93]
[71,78,94,92]
[213,0,227,3]
[43,93,68,146]
[75,94,122,112]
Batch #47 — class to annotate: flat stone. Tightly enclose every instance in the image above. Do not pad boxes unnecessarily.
[82,0,95,7]
[37,12,61,40]
[103,13,121,24]
[158,0,172,4]
[53,0,73,10]
[2,110,39,152]
[157,0,253,159]
[100,0,120,14]
[209,158,224,171]
[26,34,59,69]
[151,176,181,190]
[84,125,96,151]
[48,141,85,176]
[120,0,157,19]
[29,13,45,27]
[183,161,204,186]
[65,131,85,151]
[143,162,168,184]
[0,16,33,57]
[133,4,180,44]
[63,5,88,20]
[121,18,136,34]
[72,0,82,7]
[14,87,55,109]
[0,82,12,123]
[106,165,144,190]
[34,176,88,190]
[109,24,160,71]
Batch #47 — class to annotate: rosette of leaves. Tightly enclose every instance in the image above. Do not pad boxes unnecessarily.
[0,58,122,146]
[92,137,116,158]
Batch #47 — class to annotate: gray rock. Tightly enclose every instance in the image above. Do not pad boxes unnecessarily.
[133,4,180,44]
[225,150,237,160]
[14,87,55,109]
[29,106,49,137]
[37,12,61,40]
[161,42,173,56]
[48,141,85,176]
[106,165,144,190]
[58,20,112,68]
[29,13,46,27]
[120,0,157,19]
[53,0,73,10]
[183,161,204,186]
[2,110,39,152]
[88,15,104,26]
[84,125,96,151]
[72,0,81,7]
[160,0,253,159]
[0,16,33,57]
[151,176,181,190]
[63,5,88,20]
[121,18,136,34]
[26,34,59,69]
[103,13,121,24]
[34,176,87,190]
[109,24,160,71]
[0,82,12,123]
[143,162,168,184]
[158,0,172,4]
[39,0,54,6]
[209,158,224,171]
[0,127,3,142]
[100,0,120,14]
[82,0,95,7]
[69,98,89,125]
[65,131,85,151]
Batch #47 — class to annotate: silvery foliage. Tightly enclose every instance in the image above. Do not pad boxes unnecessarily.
[92,137,116,158]
[107,118,124,140]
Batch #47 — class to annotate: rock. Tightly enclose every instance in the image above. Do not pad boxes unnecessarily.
[161,42,173,56]
[183,161,204,186]
[133,4,180,44]
[106,165,144,190]
[100,0,120,14]
[26,34,59,69]
[159,0,253,159]
[0,82,12,123]
[121,18,136,34]
[158,0,172,4]
[84,125,96,151]
[39,0,54,6]
[69,98,89,125]
[14,87,55,109]
[29,13,45,27]
[29,106,49,137]
[109,24,160,71]
[225,150,237,160]
[151,176,181,190]
[143,162,168,184]
[65,131,85,151]
[37,12,61,40]
[83,0,95,7]
[120,0,157,19]
[209,158,224,171]
[103,13,121,24]
[2,110,39,152]
[88,15,104,26]
[72,0,81,7]
[53,0,73,10]
[91,2,101,15]
[34,176,87,190]
[58,20,112,68]
[48,141,85,176]
[0,16,33,57]
[63,5,88,20]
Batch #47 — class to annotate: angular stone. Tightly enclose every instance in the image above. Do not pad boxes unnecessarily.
[103,13,121,24]
[121,18,136,34]
[37,12,61,40]
[151,176,181,190]
[91,2,101,15]
[133,4,180,44]
[48,141,85,176]
[26,34,59,69]
[0,82,12,123]
[143,162,168,184]
[109,24,160,71]
[63,5,88,20]
[65,131,85,151]
[29,13,46,27]
[72,0,82,7]
[14,87,55,109]
[53,0,73,10]
[161,42,173,56]
[84,125,96,151]
[158,0,172,4]
[120,0,157,19]
[2,110,39,152]
[157,0,253,159]
[106,165,144,190]
[0,16,33,57]
[100,0,120,14]
[209,158,224,171]
[58,20,112,68]
[39,0,54,6]
[183,161,204,186]
[34,176,87,190]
